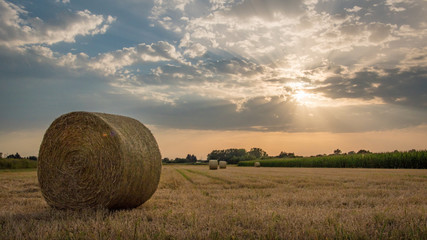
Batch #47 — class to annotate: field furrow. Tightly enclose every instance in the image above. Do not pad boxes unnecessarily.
[1,166,426,239]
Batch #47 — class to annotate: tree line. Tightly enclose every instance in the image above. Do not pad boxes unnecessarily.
[161,148,297,164]
[206,148,378,164]
[207,148,301,164]
[1,152,37,161]
[162,154,197,164]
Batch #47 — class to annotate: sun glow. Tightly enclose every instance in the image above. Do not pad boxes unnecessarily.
[293,90,311,104]
[285,82,322,107]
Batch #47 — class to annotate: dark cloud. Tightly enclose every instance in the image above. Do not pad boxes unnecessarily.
[133,94,427,133]
[0,45,140,133]
[314,67,427,109]
[317,104,426,132]
[367,23,392,43]
[134,95,295,131]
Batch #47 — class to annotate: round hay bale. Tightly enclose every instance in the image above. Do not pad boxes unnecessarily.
[254,162,261,167]
[38,111,162,210]
[209,160,218,170]
[219,161,227,169]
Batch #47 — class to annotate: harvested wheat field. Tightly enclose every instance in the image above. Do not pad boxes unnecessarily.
[1,166,426,239]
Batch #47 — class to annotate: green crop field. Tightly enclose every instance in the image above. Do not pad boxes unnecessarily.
[239,150,427,169]
[1,165,426,239]
[0,158,37,170]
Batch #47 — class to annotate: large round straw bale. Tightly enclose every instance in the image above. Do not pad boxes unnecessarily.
[209,160,218,170]
[219,161,227,169]
[38,112,162,209]
[254,162,261,167]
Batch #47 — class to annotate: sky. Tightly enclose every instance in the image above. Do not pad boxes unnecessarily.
[0,0,426,159]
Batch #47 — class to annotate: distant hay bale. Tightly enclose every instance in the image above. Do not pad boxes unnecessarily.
[38,111,162,210]
[209,160,218,170]
[219,161,227,169]
[254,162,261,167]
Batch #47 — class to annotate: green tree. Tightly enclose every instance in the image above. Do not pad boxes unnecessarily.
[357,149,371,154]
[7,153,22,159]
[278,151,295,158]
[186,154,197,162]
[207,148,248,163]
[248,148,268,159]
[333,149,342,155]
[174,157,187,163]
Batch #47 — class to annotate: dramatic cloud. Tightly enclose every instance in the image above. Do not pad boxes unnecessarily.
[1,0,426,158]
[314,66,427,109]
[0,45,121,132]
[0,0,115,46]
[134,94,427,132]
[87,41,188,75]
[1,0,426,136]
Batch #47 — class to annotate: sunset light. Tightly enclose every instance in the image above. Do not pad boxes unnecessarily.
[293,90,312,104]
[1,1,426,238]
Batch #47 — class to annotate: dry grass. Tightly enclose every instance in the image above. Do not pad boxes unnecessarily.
[1,166,426,239]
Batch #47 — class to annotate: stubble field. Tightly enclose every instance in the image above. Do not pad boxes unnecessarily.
[1,165,426,239]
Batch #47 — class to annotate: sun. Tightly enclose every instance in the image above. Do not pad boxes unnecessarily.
[293,90,311,103]
[285,82,318,106]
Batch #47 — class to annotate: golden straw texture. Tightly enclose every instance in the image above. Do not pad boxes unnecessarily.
[38,112,162,209]
[209,160,218,170]
[219,161,227,169]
